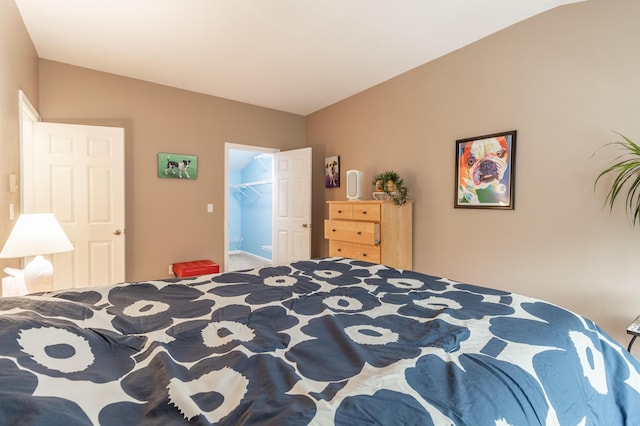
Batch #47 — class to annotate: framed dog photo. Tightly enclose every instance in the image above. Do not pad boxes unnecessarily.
[455,130,516,209]
[158,152,198,180]
[325,155,340,188]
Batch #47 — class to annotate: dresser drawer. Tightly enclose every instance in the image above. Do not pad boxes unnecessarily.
[329,203,381,221]
[352,204,380,221]
[329,240,381,263]
[324,219,380,244]
[329,203,353,219]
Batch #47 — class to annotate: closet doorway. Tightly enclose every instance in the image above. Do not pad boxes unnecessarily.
[225,143,278,271]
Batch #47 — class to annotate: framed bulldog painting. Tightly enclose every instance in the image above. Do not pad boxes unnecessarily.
[158,152,198,180]
[454,130,516,209]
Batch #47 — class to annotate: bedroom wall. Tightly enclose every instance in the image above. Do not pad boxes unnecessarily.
[38,60,305,281]
[5,0,639,348]
[0,0,39,276]
[307,0,640,347]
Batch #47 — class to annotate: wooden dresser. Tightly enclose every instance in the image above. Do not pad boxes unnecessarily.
[324,200,412,269]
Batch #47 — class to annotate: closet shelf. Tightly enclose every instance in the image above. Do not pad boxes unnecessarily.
[234,180,271,188]
[230,180,272,199]
[254,154,272,172]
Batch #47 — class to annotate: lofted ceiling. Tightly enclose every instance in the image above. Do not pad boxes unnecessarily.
[16,0,584,116]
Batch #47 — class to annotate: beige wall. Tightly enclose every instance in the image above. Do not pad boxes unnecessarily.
[38,60,306,281]
[0,0,38,273]
[3,0,640,346]
[308,0,640,346]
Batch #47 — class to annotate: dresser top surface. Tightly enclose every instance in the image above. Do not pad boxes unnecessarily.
[326,200,413,205]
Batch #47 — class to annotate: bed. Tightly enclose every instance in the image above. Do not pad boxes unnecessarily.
[1,257,639,425]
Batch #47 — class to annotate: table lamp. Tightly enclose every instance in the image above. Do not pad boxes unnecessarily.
[0,213,74,293]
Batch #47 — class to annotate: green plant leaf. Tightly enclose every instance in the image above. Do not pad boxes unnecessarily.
[594,132,640,226]
[373,170,409,205]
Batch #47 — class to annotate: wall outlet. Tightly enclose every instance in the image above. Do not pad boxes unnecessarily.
[168,264,174,275]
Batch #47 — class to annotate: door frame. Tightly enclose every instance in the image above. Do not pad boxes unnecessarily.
[19,90,41,216]
[224,142,278,272]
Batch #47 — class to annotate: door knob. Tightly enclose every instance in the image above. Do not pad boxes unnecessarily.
[113,229,122,235]
[302,223,312,228]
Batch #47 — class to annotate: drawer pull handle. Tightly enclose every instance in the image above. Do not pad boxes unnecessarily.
[332,229,336,232]
[357,231,362,235]
[362,211,367,214]
[337,248,342,252]
[338,210,342,213]
[362,253,367,257]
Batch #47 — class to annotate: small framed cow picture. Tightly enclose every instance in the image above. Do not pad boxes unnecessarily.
[158,152,198,180]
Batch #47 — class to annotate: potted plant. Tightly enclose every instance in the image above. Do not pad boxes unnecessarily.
[373,170,409,205]
[594,132,640,225]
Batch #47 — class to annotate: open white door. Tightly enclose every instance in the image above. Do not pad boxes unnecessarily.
[272,147,312,265]
[25,122,125,289]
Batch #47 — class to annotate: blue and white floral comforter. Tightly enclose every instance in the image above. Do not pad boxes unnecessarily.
[1,257,639,425]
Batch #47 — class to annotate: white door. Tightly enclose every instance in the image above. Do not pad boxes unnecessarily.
[25,122,125,289]
[272,147,312,264]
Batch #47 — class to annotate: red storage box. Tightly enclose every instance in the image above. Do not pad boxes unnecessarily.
[173,260,219,278]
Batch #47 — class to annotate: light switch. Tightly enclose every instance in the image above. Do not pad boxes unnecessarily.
[207,203,213,213]
[9,203,14,220]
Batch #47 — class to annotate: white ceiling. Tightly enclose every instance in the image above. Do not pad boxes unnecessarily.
[16,0,583,116]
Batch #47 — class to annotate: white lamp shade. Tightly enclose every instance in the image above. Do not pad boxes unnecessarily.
[0,213,74,258]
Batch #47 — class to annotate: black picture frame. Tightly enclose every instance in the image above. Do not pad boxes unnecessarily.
[455,130,516,209]
[324,155,340,188]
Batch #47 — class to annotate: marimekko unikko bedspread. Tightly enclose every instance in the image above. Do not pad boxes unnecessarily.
[0,258,639,425]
